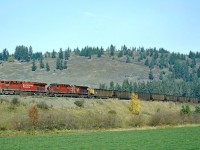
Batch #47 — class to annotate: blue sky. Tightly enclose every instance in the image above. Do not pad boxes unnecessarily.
[0,0,200,53]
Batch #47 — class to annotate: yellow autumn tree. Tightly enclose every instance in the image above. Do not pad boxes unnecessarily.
[128,93,140,115]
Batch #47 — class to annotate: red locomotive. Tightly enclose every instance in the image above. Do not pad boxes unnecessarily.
[0,80,47,95]
[47,83,89,97]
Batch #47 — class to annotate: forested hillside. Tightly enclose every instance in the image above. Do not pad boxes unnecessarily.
[1,45,200,97]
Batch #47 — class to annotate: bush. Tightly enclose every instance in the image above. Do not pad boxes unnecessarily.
[28,106,39,127]
[11,97,19,105]
[129,115,145,127]
[181,105,191,114]
[195,106,200,113]
[74,100,84,108]
[149,111,180,126]
[37,101,49,110]
[108,110,117,115]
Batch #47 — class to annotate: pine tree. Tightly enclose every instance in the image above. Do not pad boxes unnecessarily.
[46,62,50,71]
[52,49,56,58]
[63,60,67,69]
[126,55,131,63]
[56,58,60,69]
[159,72,163,80]
[190,58,196,68]
[60,59,63,70]
[32,60,37,71]
[109,81,115,90]
[109,44,115,57]
[149,70,154,80]
[118,51,123,58]
[39,58,45,69]
[59,48,63,59]
[64,49,70,60]
[197,66,200,78]
[2,48,9,61]
[144,58,149,66]
[28,46,33,60]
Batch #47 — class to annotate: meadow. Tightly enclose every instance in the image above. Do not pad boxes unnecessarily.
[0,126,200,150]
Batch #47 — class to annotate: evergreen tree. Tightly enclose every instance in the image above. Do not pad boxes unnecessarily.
[144,58,149,66]
[149,70,154,80]
[126,55,131,63]
[197,66,200,78]
[52,49,56,58]
[0,53,3,60]
[109,44,115,57]
[74,47,80,55]
[63,60,67,69]
[32,60,37,71]
[59,48,63,59]
[159,72,163,80]
[109,81,115,90]
[28,46,33,60]
[149,58,157,69]
[100,46,104,55]
[64,48,70,60]
[189,51,195,59]
[14,45,28,61]
[118,50,123,58]
[46,62,50,71]
[39,58,45,69]
[97,50,102,57]
[56,58,61,69]
[2,48,9,61]
[56,58,63,70]
[190,58,196,68]
[32,52,43,60]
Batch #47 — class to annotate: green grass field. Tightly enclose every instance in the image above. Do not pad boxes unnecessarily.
[0,126,200,150]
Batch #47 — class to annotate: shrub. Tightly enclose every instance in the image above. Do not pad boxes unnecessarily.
[181,105,191,114]
[149,111,180,126]
[195,106,200,113]
[74,100,84,108]
[108,110,117,115]
[28,106,39,127]
[0,98,9,104]
[12,113,29,130]
[129,115,145,127]
[7,104,16,111]
[11,97,19,105]
[37,101,49,110]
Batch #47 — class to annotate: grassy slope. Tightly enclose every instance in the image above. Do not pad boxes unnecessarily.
[0,126,200,150]
[0,53,150,88]
[0,95,198,131]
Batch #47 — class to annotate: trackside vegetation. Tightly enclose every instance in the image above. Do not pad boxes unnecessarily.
[1,96,200,131]
[0,126,200,150]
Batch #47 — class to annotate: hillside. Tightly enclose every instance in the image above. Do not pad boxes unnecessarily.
[0,53,150,88]
[1,47,200,97]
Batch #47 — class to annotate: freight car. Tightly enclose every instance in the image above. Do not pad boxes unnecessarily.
[151,94,165,101]
[138,93,151,101]
[93,89,114,98]
[114,90,131,99]
[165,95,178,102]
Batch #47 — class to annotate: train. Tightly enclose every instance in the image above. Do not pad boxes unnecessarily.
[0,79,200,103]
